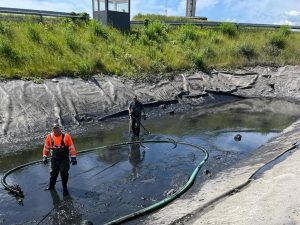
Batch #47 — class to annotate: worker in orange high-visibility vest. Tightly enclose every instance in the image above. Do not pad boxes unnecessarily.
[42,123,77,196]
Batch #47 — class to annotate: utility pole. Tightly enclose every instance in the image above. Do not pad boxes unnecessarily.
[186,0,196,17]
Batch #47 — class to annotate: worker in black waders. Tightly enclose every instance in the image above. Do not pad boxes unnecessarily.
[42,123,77,196]
[128,95,146,140]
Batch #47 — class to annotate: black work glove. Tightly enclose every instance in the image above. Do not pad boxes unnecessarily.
[42,157,48,165]
[71,157,77,166]
[143,114,147,120]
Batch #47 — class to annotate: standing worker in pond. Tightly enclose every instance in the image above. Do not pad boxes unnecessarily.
[128,95,146,140]
[42,123,77,196]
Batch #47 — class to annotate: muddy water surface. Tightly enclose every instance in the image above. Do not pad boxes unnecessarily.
[0,99,299,225]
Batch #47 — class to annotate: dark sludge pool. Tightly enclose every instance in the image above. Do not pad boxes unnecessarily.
[1,99,300,225]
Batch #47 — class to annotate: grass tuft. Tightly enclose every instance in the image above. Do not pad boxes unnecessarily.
[219,23,238,38]
[27,26,42,44]
[237,42,257,60]
[0,40,21,63]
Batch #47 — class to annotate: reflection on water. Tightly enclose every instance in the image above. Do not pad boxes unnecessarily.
[47,190,82,225]
[128,143,145,179]
[0,99,299,225]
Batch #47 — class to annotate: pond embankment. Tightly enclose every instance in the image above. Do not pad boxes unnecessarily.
[1,65,300,155]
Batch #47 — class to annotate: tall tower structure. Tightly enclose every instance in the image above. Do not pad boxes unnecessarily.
[186,0,196,17]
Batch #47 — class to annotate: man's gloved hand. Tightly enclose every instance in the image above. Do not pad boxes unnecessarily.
[71,157,77,166]
[42,156,48,165]
[143,114,147,120]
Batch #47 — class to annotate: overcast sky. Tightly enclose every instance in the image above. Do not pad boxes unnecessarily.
[0,0,300,25]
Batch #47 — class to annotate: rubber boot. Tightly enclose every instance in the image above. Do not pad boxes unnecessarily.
[63,188,69,197]
[136,127,140,140]
[46,159,59,191]
[44,179,56,191]
[62,174,69,196]
[60,159,70,196]
[44,186,55,191]
[62,177,69,196]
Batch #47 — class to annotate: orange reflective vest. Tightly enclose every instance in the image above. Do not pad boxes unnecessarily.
[43,132,77,157]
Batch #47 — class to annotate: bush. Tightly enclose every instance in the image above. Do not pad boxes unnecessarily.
[0,22,13,37]
[144,21,168,42]
[279,25,291,37]
[193,53,206,70]
[70,12,90,23]
[268,34,286,50]
[77,63,92,76]
[144,18,150,27]
[237,42,256,59]
[89,20,109,39]
[219,23,238,38]
[179,25,199,43]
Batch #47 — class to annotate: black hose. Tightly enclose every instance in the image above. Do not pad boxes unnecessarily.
[1,160,41,198]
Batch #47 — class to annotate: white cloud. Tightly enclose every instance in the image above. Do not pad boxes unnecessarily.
[286,10,300,17]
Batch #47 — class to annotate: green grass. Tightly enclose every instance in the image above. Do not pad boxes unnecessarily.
[0,17,299,80]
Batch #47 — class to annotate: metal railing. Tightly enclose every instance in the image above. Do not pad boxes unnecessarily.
[131,20,300,30]
[0,7,88,20]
